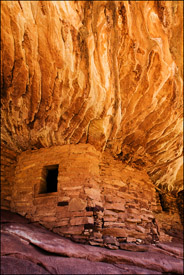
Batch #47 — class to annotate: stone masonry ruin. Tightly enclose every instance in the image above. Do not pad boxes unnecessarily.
[9,143,181,248]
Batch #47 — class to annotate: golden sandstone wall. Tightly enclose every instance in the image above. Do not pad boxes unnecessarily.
[12,144,161,247]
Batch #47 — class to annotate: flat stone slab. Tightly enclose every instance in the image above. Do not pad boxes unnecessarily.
[119,242,149,252]
[1,256,50,274]
[156,242,183,257]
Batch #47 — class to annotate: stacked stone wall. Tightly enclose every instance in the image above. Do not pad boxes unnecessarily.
[10,144,163,248]
[99,152,159,247]
[177,190,184,225]
[153,191,183,241]
[1,143,17,210]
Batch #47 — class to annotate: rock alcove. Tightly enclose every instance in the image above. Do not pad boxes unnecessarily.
[1,0,183,252]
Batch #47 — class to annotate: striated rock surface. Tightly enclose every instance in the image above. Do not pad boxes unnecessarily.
[1,1,183,193]
[1,210,183,274]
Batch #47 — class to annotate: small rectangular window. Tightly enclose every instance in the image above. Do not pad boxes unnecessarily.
[39,165,59,194]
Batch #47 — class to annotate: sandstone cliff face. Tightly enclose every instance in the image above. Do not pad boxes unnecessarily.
[1,1,183,193]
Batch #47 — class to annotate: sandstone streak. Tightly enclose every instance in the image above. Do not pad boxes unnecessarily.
[1,1,183,193]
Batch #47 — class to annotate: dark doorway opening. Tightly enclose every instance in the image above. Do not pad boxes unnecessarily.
[158,192,169,212]
[40,165,59,194]
[46,166,58,193]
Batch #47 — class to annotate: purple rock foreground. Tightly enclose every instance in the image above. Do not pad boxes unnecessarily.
[1,210,183,274]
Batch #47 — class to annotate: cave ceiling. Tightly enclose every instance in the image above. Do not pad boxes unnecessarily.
[1,1,183,193]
